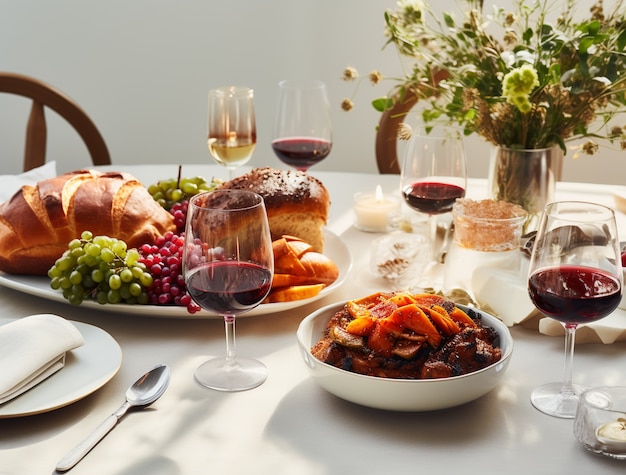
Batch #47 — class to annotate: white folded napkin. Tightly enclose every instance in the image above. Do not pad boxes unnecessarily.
[0,314,84,404]
[539,310,626,344]
[472,266,541,327]
[0,161,57,202]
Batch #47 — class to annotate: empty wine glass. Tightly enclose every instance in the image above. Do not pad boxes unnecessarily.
[400,127,467,261]
[183,190,274,391]
[272,79,332,172]
[528,201,623,418]
[207,86,256,179]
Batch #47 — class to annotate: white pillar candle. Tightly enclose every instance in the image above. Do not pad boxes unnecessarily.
[353,185,400,233]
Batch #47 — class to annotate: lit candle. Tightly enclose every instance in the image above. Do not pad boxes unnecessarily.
[353,185,400,233]
[596,420,626,451]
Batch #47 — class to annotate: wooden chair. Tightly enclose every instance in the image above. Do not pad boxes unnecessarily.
[0,72,111,172]
[375,72,447,174]
[375,92,419,174]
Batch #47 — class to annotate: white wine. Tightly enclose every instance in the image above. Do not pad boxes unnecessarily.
[208,135,256,168]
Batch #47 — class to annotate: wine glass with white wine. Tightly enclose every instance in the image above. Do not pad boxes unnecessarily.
[207,86,256,179]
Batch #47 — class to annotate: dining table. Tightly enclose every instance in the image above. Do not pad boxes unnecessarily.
[1,163,626,475]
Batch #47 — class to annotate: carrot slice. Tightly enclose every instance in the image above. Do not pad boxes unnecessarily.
[345,316,377,336]
[346,292,389,319]
[448,306,477,327]
[433,305,461,334]
[390,304,442,347]
[264,284,324,303]
[367,321,396,357]
[388,293,417,307]
[411,293,447,307]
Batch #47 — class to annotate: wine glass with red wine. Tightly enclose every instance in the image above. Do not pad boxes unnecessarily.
[183,190,274,391]
[527,201,622,418]
[400,127,467,260]
[207,86,256,179]
[272,79,332,172]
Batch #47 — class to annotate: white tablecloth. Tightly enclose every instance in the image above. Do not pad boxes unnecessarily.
[1,164,625,475]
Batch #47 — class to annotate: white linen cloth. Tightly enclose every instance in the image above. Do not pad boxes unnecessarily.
[0,314,84,404]
[0,161,57,202]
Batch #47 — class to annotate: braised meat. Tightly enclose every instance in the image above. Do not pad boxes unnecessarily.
[420,326,501,378]
[311,292,502,380]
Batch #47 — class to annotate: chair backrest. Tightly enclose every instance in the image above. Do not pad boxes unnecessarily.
[375,92,419,174]
[0,72,111,172]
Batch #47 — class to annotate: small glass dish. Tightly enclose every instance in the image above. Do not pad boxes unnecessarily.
[574,386,626,460]
[370,232,429,285]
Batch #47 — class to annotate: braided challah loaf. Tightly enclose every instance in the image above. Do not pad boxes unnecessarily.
[0,169,176,275]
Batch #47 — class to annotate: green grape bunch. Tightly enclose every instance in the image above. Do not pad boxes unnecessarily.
[48,231,154,306]
[148,175,222,210]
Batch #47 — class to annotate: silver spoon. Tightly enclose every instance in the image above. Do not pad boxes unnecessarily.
[56,364,171,472]
[521,225,610,258]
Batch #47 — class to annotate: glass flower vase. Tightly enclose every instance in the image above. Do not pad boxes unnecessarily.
[488,145,563,233]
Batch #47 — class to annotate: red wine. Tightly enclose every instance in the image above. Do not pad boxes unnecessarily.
[528,265,621,324]
[402,182,465,214]
[271,137,331,169]
[187,261,272,315]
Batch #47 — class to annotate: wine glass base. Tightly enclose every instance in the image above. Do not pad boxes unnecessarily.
[195,356,268,392]
[530,381,585,418]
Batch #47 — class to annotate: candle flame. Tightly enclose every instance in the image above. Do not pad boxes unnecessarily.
[375,185,384,203]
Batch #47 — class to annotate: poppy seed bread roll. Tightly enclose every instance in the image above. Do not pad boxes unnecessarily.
[218,167,330,252]
[0,169,176,275]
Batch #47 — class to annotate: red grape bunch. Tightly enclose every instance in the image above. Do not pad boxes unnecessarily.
[169,200,188,232]
[138,231,201,314]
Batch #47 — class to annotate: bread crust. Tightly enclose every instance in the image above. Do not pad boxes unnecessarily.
[218,167,329,252]
[0,169,176,275]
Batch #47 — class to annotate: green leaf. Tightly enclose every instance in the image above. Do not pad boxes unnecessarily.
[587,20,601,36]
[618,29,626,51]
[577,52,590,76]
[541,24,553,36]
[522,27,533,43]
[463,109,476,121]
[372,97,393,112]
[578,36,594,53]
[547,64,561,84]
[422,109,442,122]
[443,12,454,28]
[573,123,588,136]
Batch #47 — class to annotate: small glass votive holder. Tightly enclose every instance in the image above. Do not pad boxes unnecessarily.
[574,386,626,460]
[353,187,400,233]
[443,199,527,296]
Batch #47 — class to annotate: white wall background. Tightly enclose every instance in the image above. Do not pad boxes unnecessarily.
[1,0,624,184]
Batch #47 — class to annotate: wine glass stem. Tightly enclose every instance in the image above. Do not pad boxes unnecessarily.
[427,214,438,261]
[223,315,237,368]
[561,324,577,397]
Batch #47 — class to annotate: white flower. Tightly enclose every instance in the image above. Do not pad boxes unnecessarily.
[515,50,535,65]
[593,76,612,86]
[397,0,424,11]
[501,51,515,68]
